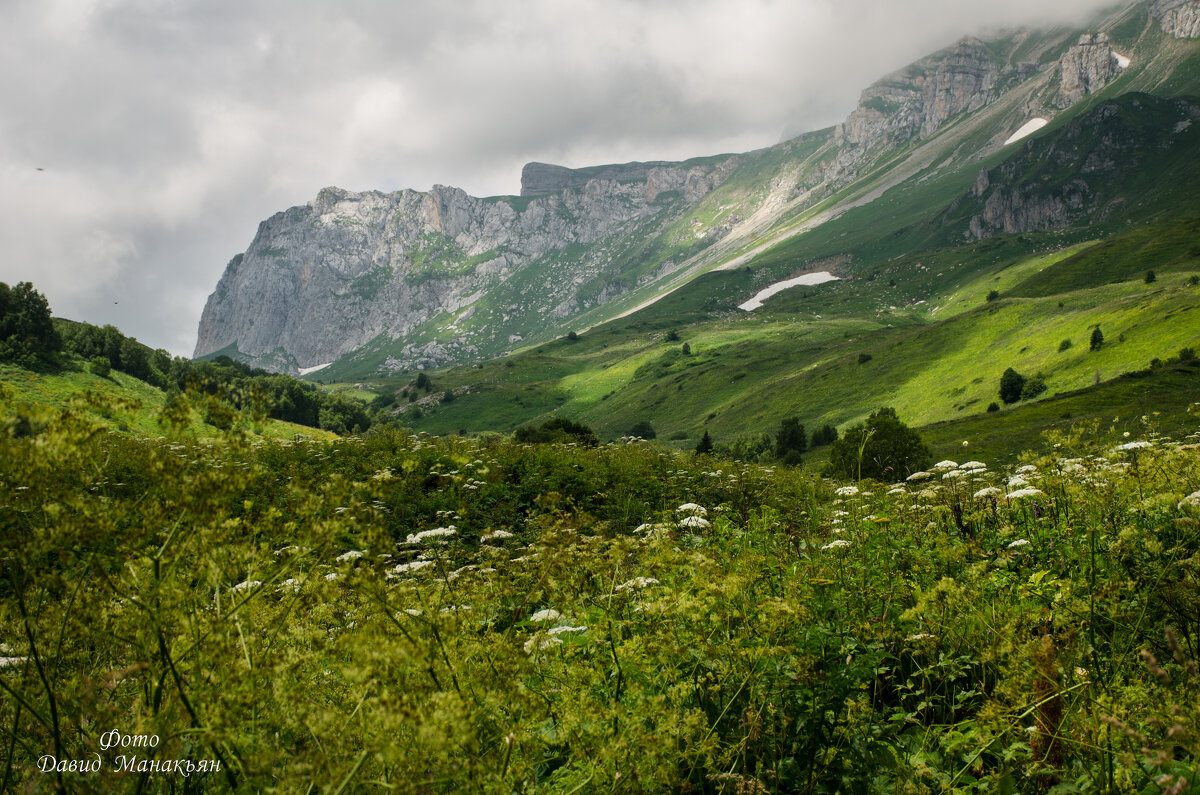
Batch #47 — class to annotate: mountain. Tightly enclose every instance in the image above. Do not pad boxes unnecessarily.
[195,1,1200,381]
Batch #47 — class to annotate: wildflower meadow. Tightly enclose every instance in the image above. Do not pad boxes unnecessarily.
[1,387,1198,792]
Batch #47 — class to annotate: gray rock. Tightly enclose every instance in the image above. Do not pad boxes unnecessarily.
[1150,0,1200,38]
[1054,33,1122,109]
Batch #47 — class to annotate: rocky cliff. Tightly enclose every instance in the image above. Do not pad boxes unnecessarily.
[195,160,738,373]
[953,94,1200,239]
[1055,33,1124,108]
[1151,0,1200,37]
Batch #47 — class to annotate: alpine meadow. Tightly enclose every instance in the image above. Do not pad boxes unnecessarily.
[5,1,1200,792]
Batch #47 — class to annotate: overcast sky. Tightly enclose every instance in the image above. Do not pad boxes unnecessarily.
[1,0,1121,355]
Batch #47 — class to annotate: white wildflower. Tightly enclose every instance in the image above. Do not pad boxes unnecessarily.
[822,539,851,550]
[547,625,588,636]
[887,487,906,496]
[232,580,262,593]
[906,633,935,641]
[615,577,659,592]
[906,471,932,482]
[530,608,561,622]
[523,635,563,653]
[403,608,422,617]
[932,460,958,471]
[1179,490,1200,509]
[961,461,987,470]
[835,486,859,496]
[481,529,513,541]
[1008,539,1030,549]
[676,503,707,516]
[390,560,433,575]
[1007,488,1043,500]
[1007,476,1029,488]
[942,470,967,480]
[1016,465,1038,474]
[832,510,850,517]
[336,550,365,563]
[1116,441,1152,451]
[974,487,1003,499]
[679,515,711,530]
[323,572,340,581]
[275,578,300,593]
[405,526,457,544]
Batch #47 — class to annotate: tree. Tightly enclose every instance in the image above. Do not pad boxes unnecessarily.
[999,368,1026,404]
[665,329,680,342]
[986,290,1000,302]
[0,281,62,369]
[811,424,838,447]
[1145,270,1156,284]
[681,342,691,356]
[415,372,432,391]
[629,420,657,439]
[828,407,931,481]
[695,430,713,454]
[119,337,152,381]
[1090,327,1104,351]
[567,331,578,341]
[775,417,806,460]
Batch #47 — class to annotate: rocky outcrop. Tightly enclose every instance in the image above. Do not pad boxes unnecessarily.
[836,39,1001,151]
[520,160,708,196]
[958,94,1200,239]
[1150,0,1200,38]
[196,159,737,373]
[1055,33,1124,108]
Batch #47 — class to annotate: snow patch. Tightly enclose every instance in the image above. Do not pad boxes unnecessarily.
[299,362,332,376]
[738,272,840,311]
[1112,51,1131,69]
[1004,118,1048,146]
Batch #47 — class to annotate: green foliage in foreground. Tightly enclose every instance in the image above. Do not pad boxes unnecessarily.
[2,390,1199,792]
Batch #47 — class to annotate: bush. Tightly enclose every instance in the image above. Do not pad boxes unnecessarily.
[514,417,598,447]
[1090,327,1104,351]
[999,367,1026,404]
[986,290,1000,302]
[987,401,1000,413]
[857,353,873,364]
[1020,375,1048,401]
[1058,339,1072,352]
[828,407,931,481]
[90,356,112,378]
[1145,270,1156,284]
[1179,347,1196,362]
[629,420,656,439]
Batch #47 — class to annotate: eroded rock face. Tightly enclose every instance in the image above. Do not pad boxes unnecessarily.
[837,39,1000,150]
[1055,33,1123,108]
[195,161,737,373]
[1150,0,1200,38]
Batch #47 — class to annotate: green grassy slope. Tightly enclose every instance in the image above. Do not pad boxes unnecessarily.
[0,360,335,440]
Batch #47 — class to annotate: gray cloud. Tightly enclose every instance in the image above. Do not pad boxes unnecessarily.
[0,0,1119,354]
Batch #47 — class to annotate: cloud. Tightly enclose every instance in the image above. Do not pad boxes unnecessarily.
[0,0,1119,354]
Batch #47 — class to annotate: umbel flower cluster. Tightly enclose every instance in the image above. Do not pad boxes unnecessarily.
[1,391,1198,792]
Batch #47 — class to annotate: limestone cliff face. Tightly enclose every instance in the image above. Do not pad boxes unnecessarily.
[1055,33,1124,108]
[194,160,736,372]
[832,38,1002,171]
[1151,0,1200,38]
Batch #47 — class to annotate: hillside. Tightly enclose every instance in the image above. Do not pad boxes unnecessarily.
[194,0,1200,382]
[367,93,1200,457]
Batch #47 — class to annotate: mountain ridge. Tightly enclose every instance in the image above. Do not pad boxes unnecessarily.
[194,0,1200,378]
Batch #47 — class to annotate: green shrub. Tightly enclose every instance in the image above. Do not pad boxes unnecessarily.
[828,407,931,481]
[1058,339,1072,352]
[90,356,112,378]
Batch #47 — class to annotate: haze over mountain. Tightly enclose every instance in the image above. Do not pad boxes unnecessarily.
[2,0,1125,356]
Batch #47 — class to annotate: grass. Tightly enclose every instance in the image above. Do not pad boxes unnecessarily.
[2,391,1198,791]
[0,360,335,441]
